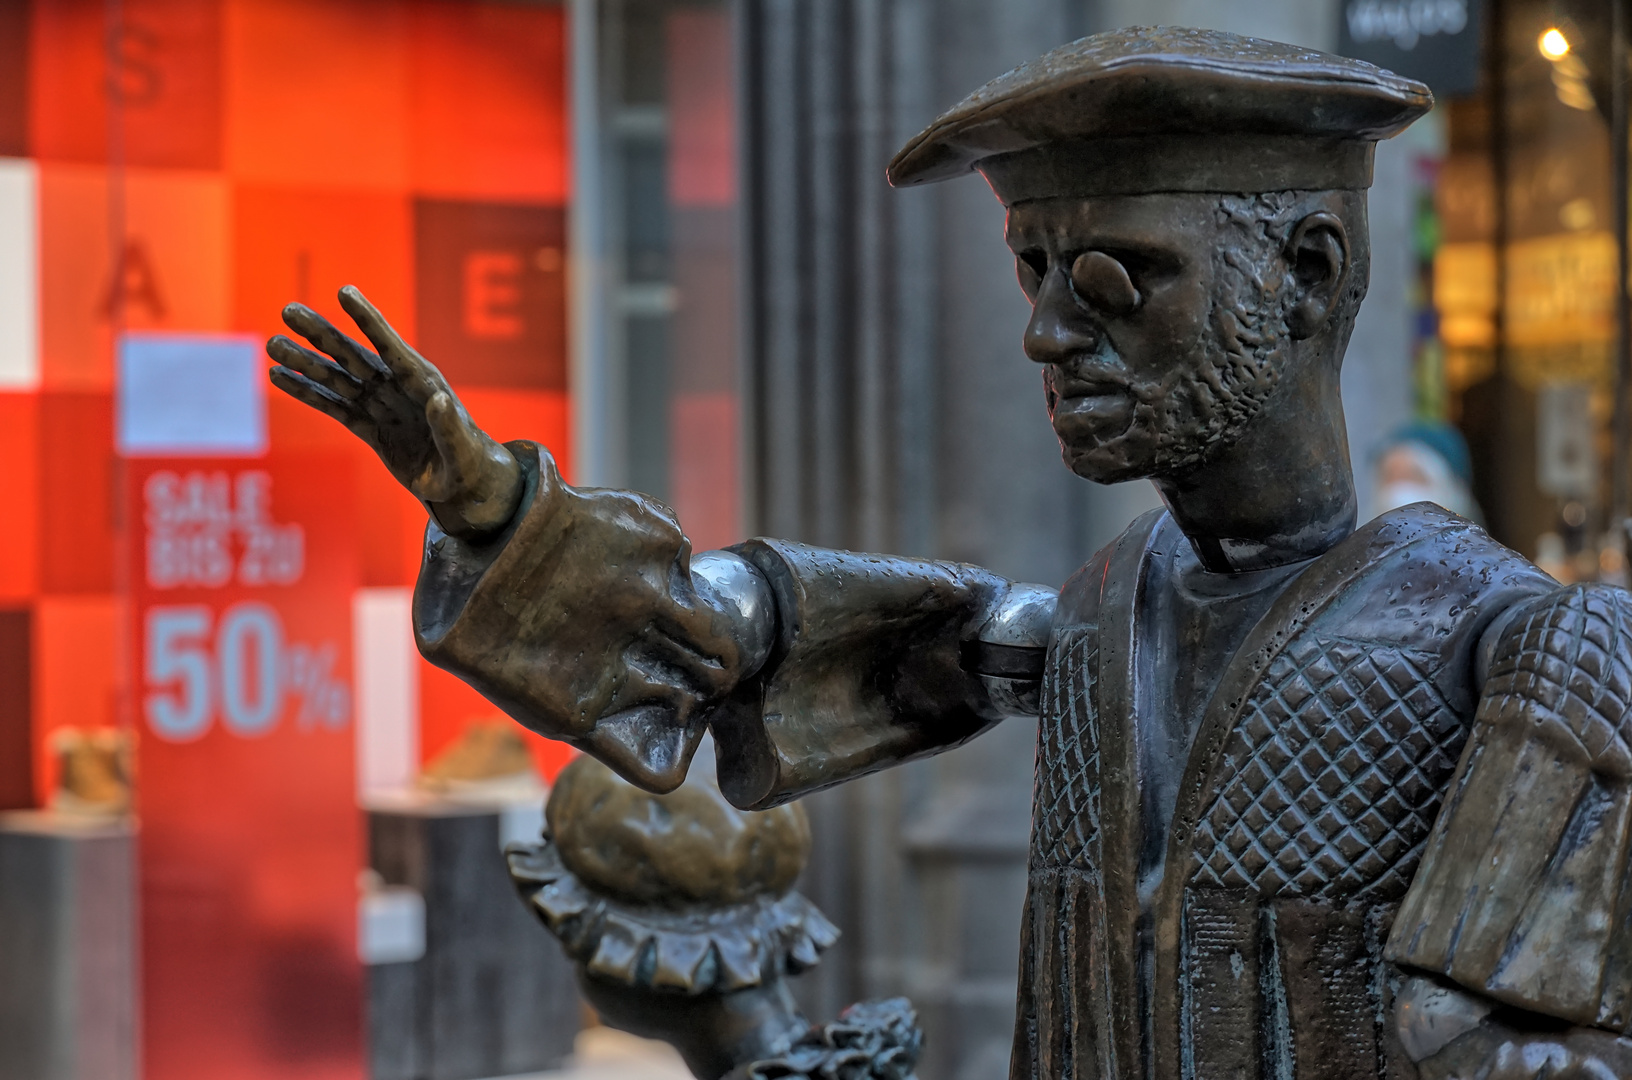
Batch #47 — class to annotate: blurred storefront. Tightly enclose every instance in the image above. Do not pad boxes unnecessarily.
[1413,0,1632,581]
[0,1,735,1078]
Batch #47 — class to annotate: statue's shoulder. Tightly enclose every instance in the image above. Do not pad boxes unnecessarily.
[1259,504,1556,715]
[1053,504,1554,650]
[1355,502,1525,566]
[1315,503,1554,627]
[1055,508,1168,630]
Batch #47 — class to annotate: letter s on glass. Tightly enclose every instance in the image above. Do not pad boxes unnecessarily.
[145,605,213,741]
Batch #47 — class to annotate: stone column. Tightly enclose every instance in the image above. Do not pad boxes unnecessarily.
[738,4,1127,1078]
[366,800,579,1080]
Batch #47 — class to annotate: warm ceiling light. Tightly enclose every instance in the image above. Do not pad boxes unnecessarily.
[1540,27,1571,60]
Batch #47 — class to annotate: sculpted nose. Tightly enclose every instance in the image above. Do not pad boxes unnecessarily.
[1024,267,1100,366]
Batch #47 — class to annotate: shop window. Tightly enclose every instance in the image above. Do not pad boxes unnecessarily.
[8,4,581,1077]
[1429,0,1628,581]
[593,0,740,551]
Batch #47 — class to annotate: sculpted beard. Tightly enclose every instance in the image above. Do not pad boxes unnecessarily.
[1056,195,1296,483]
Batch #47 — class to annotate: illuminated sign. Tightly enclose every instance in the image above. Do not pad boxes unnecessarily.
[117,332,362,1079]
[1336,0,1482,97]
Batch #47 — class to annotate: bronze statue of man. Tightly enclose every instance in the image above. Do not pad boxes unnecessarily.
[267,27,1632,1080]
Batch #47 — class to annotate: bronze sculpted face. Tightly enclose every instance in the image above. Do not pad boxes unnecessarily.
[1008,190,1365,485]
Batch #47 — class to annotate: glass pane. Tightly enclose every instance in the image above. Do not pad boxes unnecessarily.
[11,4,576,1077]
[1437,0,1622,581]
[605,0,740,549]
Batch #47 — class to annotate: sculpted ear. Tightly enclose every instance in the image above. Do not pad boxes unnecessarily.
[1285,211,1350,340]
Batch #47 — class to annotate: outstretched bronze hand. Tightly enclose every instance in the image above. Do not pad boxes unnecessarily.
[268,288,775,794]
[266,285,524,540]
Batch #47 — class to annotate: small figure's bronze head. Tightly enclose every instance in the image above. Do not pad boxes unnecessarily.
[889,27,1430,487]
[547,751,812,908]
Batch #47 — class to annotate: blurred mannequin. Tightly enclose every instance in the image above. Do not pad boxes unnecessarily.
[1369,420,1482,522]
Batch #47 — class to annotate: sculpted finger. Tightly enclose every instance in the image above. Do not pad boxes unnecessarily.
[421,391,483,499]
[281,303,389,383]
[337,285,441,400]
[267,334,363,399]
[421,392,522,536]
[270,365,357,424]
[270,366,385,450]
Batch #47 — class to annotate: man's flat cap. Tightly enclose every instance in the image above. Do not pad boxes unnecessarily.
[888,26,1432,202]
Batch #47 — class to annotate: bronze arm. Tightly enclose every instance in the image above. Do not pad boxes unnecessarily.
[414,442,771,792]
[414,442,1056,802]
[1388,583,1632,1075]
[711,540,1055,810]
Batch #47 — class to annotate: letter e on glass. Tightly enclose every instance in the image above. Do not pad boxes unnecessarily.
[463,251,524,340]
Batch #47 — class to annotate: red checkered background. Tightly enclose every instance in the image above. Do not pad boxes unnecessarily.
[0,2,578,1076]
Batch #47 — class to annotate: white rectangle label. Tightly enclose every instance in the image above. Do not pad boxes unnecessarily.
[0,158,39,389]
[118,333,266,456]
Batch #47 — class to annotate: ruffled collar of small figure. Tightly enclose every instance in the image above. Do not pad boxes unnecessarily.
[506,835,839,994]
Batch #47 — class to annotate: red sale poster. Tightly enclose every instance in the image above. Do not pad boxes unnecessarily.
[121,338,363,1079]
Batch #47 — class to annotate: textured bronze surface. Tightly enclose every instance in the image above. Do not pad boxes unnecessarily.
[548,754,810,907]
[886,27,1430,193]
[268,24,1632,1080]
[412,441,760,793]
[507,747,915,1080]
[1388,584,1632,1034]
[716,540,1018,809]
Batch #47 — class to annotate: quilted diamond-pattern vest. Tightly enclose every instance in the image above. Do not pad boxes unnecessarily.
[1010,506,1555,1080]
